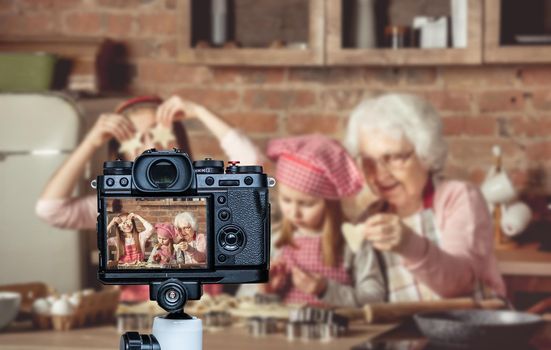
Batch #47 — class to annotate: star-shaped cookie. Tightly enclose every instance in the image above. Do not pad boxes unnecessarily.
[119,132,143,156]
[150,124,176,148]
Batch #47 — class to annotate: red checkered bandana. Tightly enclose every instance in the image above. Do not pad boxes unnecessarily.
[267,135,364,199]
[155,223,176,239]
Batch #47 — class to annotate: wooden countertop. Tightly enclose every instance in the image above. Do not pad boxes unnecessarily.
[496,245,551,276]
[0,323,398,350]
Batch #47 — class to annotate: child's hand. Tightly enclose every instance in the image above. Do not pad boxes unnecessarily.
[153,253,161,263]
[291,267,327,297]
[85,113,136,149]
[110,216,122,226]
[261,260,288,293]
[127,213,136,220]
[156,96,204,127]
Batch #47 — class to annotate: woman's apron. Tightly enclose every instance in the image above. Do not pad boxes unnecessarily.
[382,180,490,302]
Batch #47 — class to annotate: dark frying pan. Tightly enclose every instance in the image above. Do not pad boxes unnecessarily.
[414,309,545,348]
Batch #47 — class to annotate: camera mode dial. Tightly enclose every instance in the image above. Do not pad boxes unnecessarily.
[237,165,263,174]
[104,159,133,175]
[193,158,224,174]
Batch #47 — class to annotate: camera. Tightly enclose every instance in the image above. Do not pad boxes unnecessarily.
[95,149,273,311]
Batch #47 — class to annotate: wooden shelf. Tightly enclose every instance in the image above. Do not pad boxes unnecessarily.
[177,0,324,66]
[324,48,480,66]
[484,0,551,63]
[179,48,323,66]
[325,0,483,66]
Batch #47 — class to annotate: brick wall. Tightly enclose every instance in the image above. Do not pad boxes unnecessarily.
[2,0,551,199]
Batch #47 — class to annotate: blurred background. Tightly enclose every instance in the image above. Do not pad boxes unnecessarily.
[0,0,550,346]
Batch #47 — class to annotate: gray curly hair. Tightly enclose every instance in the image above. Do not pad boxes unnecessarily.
[344,93,448,174]
[173,212,198,232]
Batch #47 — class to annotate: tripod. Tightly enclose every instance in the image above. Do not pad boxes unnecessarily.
[119,280,203,350]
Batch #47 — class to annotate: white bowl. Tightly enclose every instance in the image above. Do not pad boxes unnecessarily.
[0,292,21,330]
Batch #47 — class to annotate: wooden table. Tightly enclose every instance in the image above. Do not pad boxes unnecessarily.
[1,320,549,349]
[0,323,399,350]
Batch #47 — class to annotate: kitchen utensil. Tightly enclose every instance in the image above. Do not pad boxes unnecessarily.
[414,309,544,347]
[515,35,551,44]
[211,0,229,46]
[384,25,407,49]
[412,16,449,49]
[0,292,21,330]
[451,0,468,48]
[481,171,517,204]
[0,282,50,314]
[335,298,506,324]
[351,0,376,48]
[501,201,533,237]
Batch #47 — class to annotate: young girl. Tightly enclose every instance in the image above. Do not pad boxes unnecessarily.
[173,212,206,264]
[35,96,193,301]
[263,135,386,305]
[107,212,154,264]
[155,96,386,306]
[149,223,179,266]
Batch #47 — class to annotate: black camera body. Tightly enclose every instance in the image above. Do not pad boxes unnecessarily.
[96,149,271,298]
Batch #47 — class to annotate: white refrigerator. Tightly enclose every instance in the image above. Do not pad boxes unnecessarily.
[0,93,84,292]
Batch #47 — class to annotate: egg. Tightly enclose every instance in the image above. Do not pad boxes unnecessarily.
[68,293,81,308]
[51,299,74,316]
[81,289,94,296]
[32,298,51,315]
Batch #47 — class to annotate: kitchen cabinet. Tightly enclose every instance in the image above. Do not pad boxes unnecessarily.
[177,0,484,66]
[326,0,483,65]
[484,0,551,63]
[178,0,551,66]
[177,0,325,66]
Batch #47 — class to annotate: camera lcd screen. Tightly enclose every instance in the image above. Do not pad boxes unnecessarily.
[105,197,209,270]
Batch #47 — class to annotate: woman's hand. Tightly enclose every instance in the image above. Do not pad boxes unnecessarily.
[156,96,205,127]
[291,267,328,296]
[84,113,135,149]
[177,241,189,251]
[363,213,412,253]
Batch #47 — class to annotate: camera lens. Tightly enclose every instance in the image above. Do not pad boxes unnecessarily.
[148,159,177,188]
[165,288,180,303]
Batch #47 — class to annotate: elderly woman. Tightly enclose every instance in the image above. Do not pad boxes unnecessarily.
[173,212,206,264]
[345,93,505,302]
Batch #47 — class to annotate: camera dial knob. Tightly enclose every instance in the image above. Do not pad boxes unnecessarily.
[226,160,241,174]
[193,158,224,174]
[104,160,133,175]
[236,165,263,174]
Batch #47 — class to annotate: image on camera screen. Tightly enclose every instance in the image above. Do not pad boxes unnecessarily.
[105,197,208,270]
